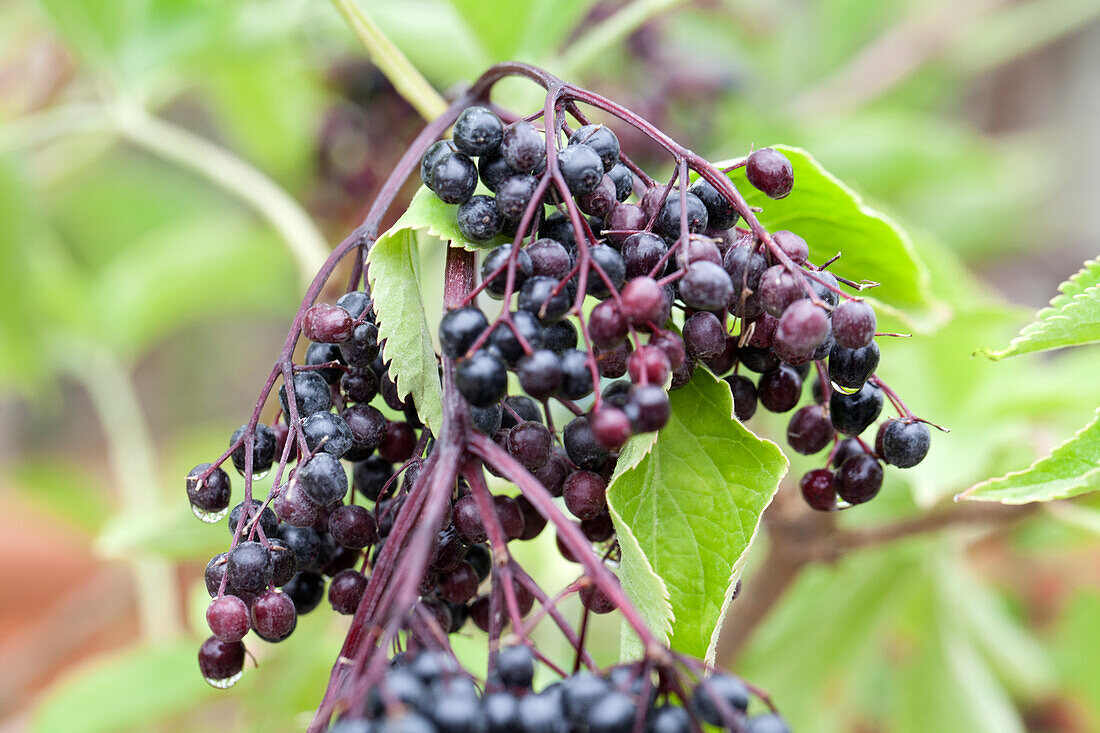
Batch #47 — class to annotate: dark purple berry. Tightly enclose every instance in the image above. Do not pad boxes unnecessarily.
[679,261,732,312]
[517,349,562,400]
[558,143,604,195]
[226,541,271,594]
[832,300,877,349]
[506,421,553,471]
[563,471,606,520]
[328,569,367,614]
[786,404,835,454]
[746,147,794,199]
[881,419,931,468]
[198,636,244,687]
[297,452,349,507]
[683,311,727,361]
[758,364,803,413]
[830,382,883,436]
[251,589,296,642]
[836,454,884,504]
[431,152,478,203]
[728,374,758,421]
[655,191,708,240]
[453,106,503,156]
[569,124,620,171]
[187,464,231,516]
[207,595,250,642]
[772,230,808,265]
[800,469,836,511]
[457,194,504,242]
[501,121,544,172]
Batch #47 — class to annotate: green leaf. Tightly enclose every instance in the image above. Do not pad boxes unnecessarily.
[607,370,787,661]
[366,184,516,433]
[959,408,1100,504]
[32,640,216,733]
[367,227,444,435]
[980,258,1100,359]
[721,145,933,315]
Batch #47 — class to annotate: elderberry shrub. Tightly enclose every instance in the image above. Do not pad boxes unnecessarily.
[190,73,933,729]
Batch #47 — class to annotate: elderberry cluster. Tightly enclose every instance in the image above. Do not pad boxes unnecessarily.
[189,64,935,729]
[423,106,932,516]
[193,290,433,685]
[324,646,788,733]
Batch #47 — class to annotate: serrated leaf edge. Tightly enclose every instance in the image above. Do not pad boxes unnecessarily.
[958,407,1100,503]
[979,260,1100,359]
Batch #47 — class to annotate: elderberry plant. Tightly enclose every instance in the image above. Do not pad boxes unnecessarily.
[186,63,938,732]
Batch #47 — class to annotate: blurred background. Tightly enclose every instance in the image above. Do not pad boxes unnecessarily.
[2,0,1100,731]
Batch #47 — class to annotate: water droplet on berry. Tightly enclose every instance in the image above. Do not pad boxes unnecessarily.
[203,670,243,689]
[251,468,270,481]
[192,504,230,524]
[830,380,860,396]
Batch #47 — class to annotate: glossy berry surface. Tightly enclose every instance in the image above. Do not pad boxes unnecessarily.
[881,419,931,468]
[452,106,503,156]
[457,195,504,242]
[745,147,794,199]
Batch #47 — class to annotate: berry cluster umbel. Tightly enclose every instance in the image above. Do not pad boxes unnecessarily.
[187,62,935,733]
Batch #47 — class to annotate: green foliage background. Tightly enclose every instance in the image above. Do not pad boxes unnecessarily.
[2,1,1100,731]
